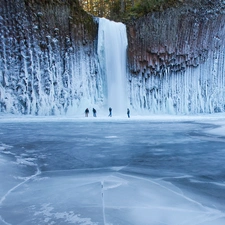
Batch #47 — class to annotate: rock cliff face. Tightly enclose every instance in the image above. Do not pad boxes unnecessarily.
[0,0,100,115]
[1,0,225,115]
[126,1,225,113]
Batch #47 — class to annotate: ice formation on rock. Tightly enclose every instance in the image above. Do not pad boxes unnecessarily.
[1,1,225,115]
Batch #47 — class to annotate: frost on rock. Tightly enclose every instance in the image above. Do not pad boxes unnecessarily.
[127,4,225,114]
[1,0,225,115]
[0,0,102,115]
[128,48,225,114]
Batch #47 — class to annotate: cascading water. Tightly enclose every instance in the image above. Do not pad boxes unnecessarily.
[97,18,128,116]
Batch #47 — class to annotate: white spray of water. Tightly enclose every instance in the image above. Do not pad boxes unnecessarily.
[97,18,128,116]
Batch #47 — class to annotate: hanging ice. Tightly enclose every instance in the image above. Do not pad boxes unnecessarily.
[97,18,128,116]
[128,49,225,114]
[1,0,225,116]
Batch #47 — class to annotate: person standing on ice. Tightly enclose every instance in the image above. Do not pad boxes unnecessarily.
[108,107,112,117]
[127,108,130,118]
[93,108,97,117]
[85,108,89,117]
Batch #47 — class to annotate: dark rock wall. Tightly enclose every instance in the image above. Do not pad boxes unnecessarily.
[126,1,225,113]
[1,0,225,115]
[0,0,101,115]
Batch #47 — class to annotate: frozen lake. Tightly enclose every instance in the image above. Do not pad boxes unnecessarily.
[0,116,225,225]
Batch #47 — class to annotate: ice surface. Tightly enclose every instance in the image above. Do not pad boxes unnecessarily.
[203,121,225,137]
[0,115,225,225]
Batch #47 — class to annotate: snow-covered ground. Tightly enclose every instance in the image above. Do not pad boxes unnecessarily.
[0,114,225,225]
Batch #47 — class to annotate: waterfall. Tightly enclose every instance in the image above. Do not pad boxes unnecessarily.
[2,0,225,116]
[97,18,128,116]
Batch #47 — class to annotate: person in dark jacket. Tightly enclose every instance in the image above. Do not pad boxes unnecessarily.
[108,107,112,117]
[93,108,97,117]
[85,108,89,117]
[127,108,130,118]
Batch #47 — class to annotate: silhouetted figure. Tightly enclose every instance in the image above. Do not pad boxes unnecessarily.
[127,108,130,118]
[85,108,89,117]
[108,107,112,117]
[93,108,97,117]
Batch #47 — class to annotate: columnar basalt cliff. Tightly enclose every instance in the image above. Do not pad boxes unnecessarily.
[1,0,225,115]
[0,0,100,115]
[127,1,225,114]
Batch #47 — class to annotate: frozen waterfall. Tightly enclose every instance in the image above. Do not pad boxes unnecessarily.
[1,2,225,116]
[97,18,128,116]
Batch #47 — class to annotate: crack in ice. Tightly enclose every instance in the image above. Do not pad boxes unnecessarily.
[0,167,41,225]
[101,181,106,225]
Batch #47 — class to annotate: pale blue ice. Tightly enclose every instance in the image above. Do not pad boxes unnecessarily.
[0,116,225,225]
